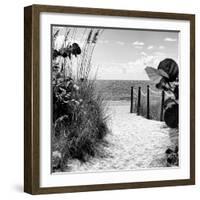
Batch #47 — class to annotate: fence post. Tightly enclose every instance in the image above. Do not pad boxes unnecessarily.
[130,86,134,113]
[137,87,141,115]
[147,85,150,119]
[160,90,165,121]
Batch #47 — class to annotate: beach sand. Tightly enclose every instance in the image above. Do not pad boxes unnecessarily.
[66,101,178,172]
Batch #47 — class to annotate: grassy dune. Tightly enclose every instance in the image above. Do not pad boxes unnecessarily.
[52,27,109,172]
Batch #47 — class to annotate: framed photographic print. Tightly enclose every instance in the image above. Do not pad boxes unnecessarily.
[24,4,195,194]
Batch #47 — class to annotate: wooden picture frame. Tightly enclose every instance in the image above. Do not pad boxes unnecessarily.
[24,4,195,194]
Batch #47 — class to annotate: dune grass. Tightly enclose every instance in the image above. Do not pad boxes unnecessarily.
[51,27,109,172]
[52,78,109,169]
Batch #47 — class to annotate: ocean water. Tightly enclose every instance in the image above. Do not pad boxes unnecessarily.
[95,79,164,121]
[95,80,159,101]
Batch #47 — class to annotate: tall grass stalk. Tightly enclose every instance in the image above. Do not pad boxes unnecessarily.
[52,26,108,172]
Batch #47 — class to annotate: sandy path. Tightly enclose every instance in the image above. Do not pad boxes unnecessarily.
[67,101,175,172]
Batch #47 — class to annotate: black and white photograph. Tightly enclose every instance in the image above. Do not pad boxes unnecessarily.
[51,25,179,173]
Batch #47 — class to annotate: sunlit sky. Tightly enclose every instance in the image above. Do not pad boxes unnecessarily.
[53,26,179,80]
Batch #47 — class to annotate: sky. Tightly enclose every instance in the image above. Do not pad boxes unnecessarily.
[53,26,179,80]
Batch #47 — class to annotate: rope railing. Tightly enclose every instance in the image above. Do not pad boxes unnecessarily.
[132,90,138,98]
[130,85,167,121]
[149,88,162,96]
[140,90,146,97]
[132,88,161,98]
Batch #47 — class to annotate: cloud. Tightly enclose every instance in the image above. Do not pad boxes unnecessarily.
[159,45,165,49]
[134,46,143,49]
[127,55,154,67]
[96,54,165,80]
[98,40,109,44]
[116,41,125,45]
[147,45,154,50]
[95,48,169,80]
[153,52,165,56]
[132,41,145,46]
[130,51,166,69]
[141,52,147,56]
[164,37,177,42]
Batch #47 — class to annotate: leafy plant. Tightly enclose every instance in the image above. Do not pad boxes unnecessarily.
[51,27,108,172]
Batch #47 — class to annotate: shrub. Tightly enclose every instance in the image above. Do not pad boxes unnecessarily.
[52,77,109,170]
[51,27,109,172]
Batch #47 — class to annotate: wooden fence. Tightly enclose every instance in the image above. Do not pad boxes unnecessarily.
[130,85,165,121]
